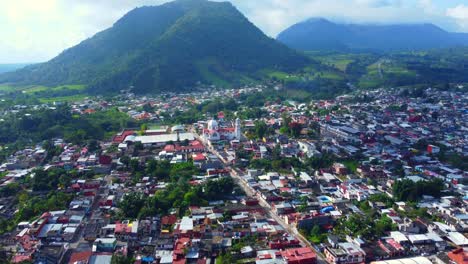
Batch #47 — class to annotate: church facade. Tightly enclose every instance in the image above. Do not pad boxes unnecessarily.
[202,118,241,142]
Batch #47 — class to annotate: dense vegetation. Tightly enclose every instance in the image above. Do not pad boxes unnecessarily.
[0,105,136,162]
[392,179,445,202]
[0,167,98,234]
[118,177,235,219]
[116,160,238,219]
[0,0,309,94]
[0,105,134,145]
[278,18,468,52]
[312,48,468,90]
[0,64,30,74]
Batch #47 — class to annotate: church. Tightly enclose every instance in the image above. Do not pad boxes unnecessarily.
[202,118,241,142]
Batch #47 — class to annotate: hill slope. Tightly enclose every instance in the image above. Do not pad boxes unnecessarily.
[0,64,31,74]
[277,18,468,52]
[0,0,309,94]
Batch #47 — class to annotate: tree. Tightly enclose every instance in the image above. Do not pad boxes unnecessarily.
[119,192,145,218]
[305,155,334,170]
[87,139,101,153]
[111,255,134,264]
[375,215,397,237]
[289,122,302,137]
[393,179,444,202]
[203,178,234,200]
[216,252,234,264]
[129,159,141,172]
[120,156,130,168]
[254,121,268,139]
[279,126,289,135]
[142,104,154,113]
[0,183,21,197]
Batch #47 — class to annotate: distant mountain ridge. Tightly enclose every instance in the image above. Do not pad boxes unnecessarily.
[0,0,309,94]
[0,64,31,74]
[277,18,468,52]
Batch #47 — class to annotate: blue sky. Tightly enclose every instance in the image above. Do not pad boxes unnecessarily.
[0,0,467,63]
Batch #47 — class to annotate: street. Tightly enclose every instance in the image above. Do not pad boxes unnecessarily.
[194,130,328,264]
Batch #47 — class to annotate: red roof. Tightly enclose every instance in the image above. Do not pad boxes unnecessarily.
[174,237,191,251]
[190,140,203,146]
[386,238,403,251]
[11,254,33,263]
[192,153,206,161]
[115,222,132,234]
[162,215,178,226]
[113,130,135,143]
[219,127,235,133]
[164,145,176,152]
[448,248,468,264]
[197,258,207,264]
[69,251,92,264]
[281,247,316,264]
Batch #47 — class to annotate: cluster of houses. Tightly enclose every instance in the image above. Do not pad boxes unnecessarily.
[0,86,466,263]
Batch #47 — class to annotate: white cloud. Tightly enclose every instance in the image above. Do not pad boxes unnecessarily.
[447,4,468,30]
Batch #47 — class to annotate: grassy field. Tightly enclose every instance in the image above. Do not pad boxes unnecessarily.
[314,54,355,72]
[358,59,418,89]
[313,71,344,80]
[0,84,20,92]
[0,84,89,103]
[25,84,86,93]
[264,66,345,83]
[0,84,86,93]
[38,94,89,103]
[265,70,303,82]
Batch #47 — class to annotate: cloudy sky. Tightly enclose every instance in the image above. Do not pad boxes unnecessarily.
[1,0,467,63]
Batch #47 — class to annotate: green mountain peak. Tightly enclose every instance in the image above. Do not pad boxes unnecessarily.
[0,0,309,94]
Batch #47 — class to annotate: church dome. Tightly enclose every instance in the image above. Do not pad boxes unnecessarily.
[207,119,218,130]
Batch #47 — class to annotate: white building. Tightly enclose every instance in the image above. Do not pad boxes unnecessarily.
[202,118,241,142]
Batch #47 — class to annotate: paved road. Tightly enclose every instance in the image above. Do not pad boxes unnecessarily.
[195,131,328,263]
[69,177,110,250]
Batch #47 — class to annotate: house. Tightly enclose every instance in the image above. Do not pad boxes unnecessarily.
[93,238,117,252]
[273,202,294,215]
[35,244,67,264]
[447,232,468,247]
[333,163,347,175]
[89,254,113,264]
[324,242,366,264]
[371,257,432,264]
[115,220,138,240]
[69,250,92,264]
[447,248,468,264]
[281,247,317,264]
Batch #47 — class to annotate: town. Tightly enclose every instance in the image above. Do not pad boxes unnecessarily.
[0,85,467,264]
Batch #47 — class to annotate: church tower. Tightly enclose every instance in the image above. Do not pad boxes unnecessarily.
[235,118,241,140]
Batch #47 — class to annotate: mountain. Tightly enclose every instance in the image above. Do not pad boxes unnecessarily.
[277,18,468,52]
[0,0,309,94]
[0,64,31,74]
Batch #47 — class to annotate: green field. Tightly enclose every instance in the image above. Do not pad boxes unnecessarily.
[265,70,303,82]
[313,54,356,72]
[38,94,89,103]
[358,59,418,89]
[0,84,89,103]
[0,84,85,93]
